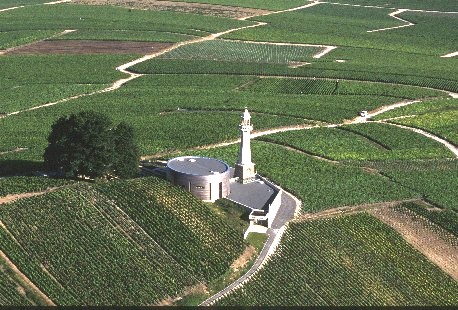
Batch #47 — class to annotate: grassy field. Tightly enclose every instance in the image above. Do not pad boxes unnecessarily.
[0,177,246,305]
[217,213,458,306]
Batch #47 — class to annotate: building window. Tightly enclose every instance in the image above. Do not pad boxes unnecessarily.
[195,185,205,189]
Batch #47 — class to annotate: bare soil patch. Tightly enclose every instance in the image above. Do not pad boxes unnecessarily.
[155,283,208,306]
[0,188,58,205]
[295,198,421,222]
[74,0,270,19]
[369,206,458,280]
[5,40,173,55]
[288,61,311,68]
[231,245,256,271]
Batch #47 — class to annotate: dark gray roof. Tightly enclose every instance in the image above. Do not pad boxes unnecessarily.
[167,156,229,176]
[228,178,277,210]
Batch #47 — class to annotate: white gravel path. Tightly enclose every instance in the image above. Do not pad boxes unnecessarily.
[367,9,414,33]
[377,121,458,158]
[441,51,458,58]
[0,6,25,12]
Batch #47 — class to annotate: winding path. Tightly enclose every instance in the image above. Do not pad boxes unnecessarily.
[0,0,340,119]
[377,121,458,157]
[367,8,414,33]
[200,190,298,306]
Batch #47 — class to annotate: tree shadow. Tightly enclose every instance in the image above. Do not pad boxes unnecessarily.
[0,160,44,176]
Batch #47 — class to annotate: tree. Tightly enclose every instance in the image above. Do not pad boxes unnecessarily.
[44,111,139,179]
[112,122,140,178]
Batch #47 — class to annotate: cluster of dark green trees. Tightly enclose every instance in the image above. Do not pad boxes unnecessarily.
[44,111,139,179]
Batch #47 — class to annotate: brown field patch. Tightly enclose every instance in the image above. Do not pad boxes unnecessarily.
[74,0,271,19]
[369,206,458,280]
[231,245,256,271]
[5,40,173,55]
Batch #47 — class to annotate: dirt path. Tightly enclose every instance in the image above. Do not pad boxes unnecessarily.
[0,6,25,12]
[294,198,421,222]
[324,1,458,13]
[239,1,322,20]
[367,9,414,33]
[141,96,453,160]
[200,210,291,306]
[0,147,28,156]
[441,51,458,58]
[369,206,458,280]
[0,0,71,12]
[0,188,59,205]
[368,99,421,118]
[0,250,55,305]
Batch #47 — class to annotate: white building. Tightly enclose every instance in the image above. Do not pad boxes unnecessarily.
[233,108,256,184]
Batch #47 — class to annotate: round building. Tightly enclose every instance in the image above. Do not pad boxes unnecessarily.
[166,156,230,202]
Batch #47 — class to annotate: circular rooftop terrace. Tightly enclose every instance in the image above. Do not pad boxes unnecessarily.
[167,156,230,176]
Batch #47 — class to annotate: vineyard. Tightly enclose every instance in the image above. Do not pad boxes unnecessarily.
[241,77,445,99]
[0,4,253,42]
[390,110,458,145]
[0,29,59,50]
[372,159,458,211]
[329,0,458,11]
[0,177,246,305]
[0,54,133,113]
[133,53,458,93]
[403,202,458,237]
[157,39,321,65]
[179,141,416,212]
[258,123,453,161]
[1,0,457,306]
[0,176,73,196]
[216,213,458,306]
[222,3,456,55]
[0,271,33,306]
[373,97,458,120]
[53,29,196,43]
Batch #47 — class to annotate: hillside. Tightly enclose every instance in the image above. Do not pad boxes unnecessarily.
[0,0,457,306]
[0,177,246,305]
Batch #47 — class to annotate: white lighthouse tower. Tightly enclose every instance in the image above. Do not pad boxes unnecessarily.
[234,108,256,184]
